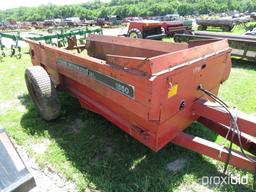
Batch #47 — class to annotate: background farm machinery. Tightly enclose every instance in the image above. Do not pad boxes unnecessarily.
[0,27,102,60]
[196,15,254,32]
[162,20,192,36]
[0,32,22,59]
[174,31,256,61]
[125,21,166,39]
[124,20,192,40]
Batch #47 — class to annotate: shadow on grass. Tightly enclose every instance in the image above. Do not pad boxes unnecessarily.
[19,93,253,192]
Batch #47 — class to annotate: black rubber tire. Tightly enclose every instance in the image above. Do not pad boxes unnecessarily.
[128,28,143,39]
[25,66,61,121]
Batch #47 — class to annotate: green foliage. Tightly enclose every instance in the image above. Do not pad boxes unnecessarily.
[1,0,256,21]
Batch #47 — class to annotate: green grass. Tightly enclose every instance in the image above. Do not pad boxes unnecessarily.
[231,22,256,34]
[0,51,256,192]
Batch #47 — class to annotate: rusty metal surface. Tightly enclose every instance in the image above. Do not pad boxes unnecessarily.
[162,21,186,36]
[86,34,188,60]
[127,20,163,32]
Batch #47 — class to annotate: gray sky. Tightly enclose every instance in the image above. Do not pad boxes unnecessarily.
[0,0,106,10]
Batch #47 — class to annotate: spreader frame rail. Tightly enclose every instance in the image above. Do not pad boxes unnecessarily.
[172,100,256,172]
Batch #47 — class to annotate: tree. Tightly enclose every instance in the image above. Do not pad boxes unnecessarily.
[0,0,254,21]
[178,4,195,16]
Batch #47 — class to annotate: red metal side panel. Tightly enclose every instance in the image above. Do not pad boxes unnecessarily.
[105,54,152,75]
[155,86,220,150]
[26,37,233,152]
[28,41,152,92]
[156,106,197,150]
[28,41,160,122]
[57,61,150,120]
[64,78,159,150]
[148,77,164,121]
[159,52,230,124]
[149,39,231,74]
[86,35,188,60]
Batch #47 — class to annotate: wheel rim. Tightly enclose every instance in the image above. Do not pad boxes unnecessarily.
[129,32,138,38]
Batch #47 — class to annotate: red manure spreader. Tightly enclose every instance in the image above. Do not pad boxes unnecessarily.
[25,35,256,173]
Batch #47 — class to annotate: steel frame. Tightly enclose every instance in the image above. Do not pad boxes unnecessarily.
[174,31,256,60]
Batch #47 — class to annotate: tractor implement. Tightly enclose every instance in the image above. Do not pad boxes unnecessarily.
[29,27,103,45]
[25,35,256,173]
[162,21,185,36]
[0,32,22,59]
[0,27,102,59]
[174,31,256,60]
[126,21,166,39]
[196,16,253,32]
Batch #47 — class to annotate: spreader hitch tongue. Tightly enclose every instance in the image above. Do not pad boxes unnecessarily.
[173,99,256,173]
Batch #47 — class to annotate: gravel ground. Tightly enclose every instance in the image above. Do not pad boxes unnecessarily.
[16,145,77,192]
[102,27,127,36]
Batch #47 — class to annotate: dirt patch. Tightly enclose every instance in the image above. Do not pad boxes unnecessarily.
[31,139,51,155]
[178,181,214,192]
[0,99,26,114]
[0,100,17,114]
[166,158,188,172]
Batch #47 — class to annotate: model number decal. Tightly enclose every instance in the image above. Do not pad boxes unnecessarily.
[57,58,135,99]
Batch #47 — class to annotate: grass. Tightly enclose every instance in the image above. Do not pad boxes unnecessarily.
[0,48,256,192]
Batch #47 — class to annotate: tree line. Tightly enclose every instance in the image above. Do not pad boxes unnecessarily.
[0,0,256,22]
